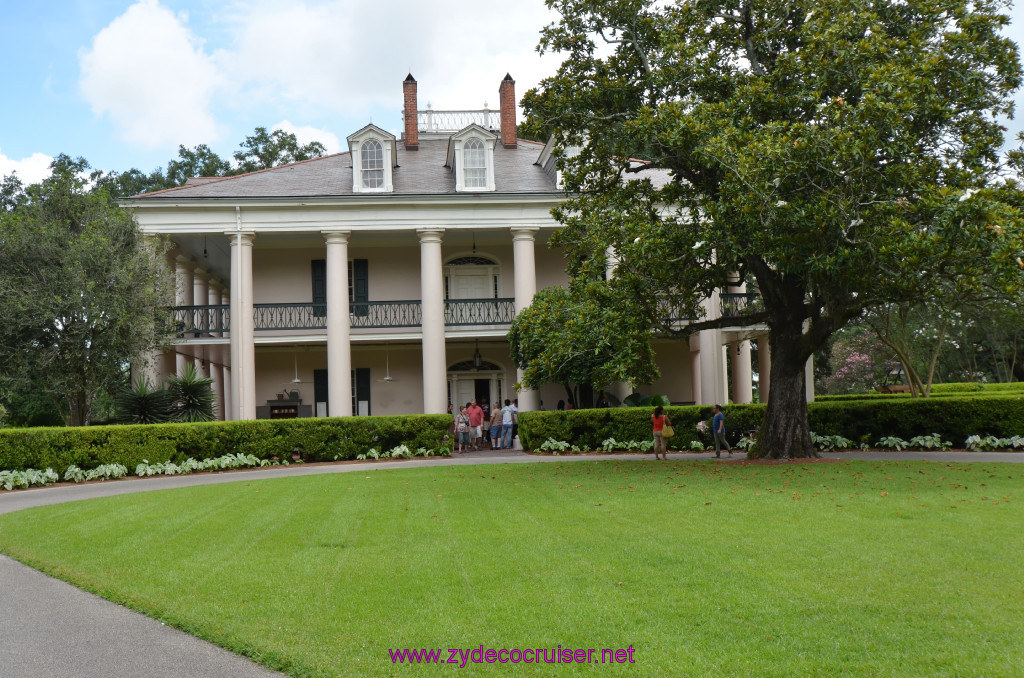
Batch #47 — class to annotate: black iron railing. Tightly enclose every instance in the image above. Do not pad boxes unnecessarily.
[720,292,763,318]
[172,305,230,336]
[445,298,517,325]
[254,303,325,331]
[172,298,522,336]
[350,301,422,328]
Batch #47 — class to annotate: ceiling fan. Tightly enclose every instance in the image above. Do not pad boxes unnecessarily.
[376,343,397,383]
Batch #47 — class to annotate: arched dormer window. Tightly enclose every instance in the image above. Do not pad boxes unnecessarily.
[346,124,396,193]
[361,139,384,189]
[447,124,496,192]
[463,138,486,189]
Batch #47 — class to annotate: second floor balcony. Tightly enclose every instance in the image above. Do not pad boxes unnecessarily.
[172,298,517,337]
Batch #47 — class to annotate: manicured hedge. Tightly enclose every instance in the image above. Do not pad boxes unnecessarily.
[0,415,451,473]
[518,395,1024,451]
[817,382,1024,402]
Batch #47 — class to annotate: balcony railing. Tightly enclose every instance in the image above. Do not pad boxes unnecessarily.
[254,303,325,331]
[350,301,422,329]
[173,298,522,336]
[445,298,516,325]
[720,292,763,318]
[172,305,229,336]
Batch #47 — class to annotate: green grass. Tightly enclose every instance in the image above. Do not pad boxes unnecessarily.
[1,460,1022,677]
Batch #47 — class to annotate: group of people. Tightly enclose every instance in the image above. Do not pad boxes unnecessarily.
[451,398,519,453]
[652,404,731,459]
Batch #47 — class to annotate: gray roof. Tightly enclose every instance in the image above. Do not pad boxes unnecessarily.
[132,138,558,199]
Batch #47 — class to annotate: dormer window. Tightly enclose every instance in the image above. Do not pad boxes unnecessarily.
[361,139,384,188]
[447,124,497,192]
[463,138,486,188]
[347,124,397,193]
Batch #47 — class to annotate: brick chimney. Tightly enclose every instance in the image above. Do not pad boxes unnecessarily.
[499,73,517,149]
[403,73,418,150]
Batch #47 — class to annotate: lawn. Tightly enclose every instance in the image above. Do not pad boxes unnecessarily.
[0,459,1021,677]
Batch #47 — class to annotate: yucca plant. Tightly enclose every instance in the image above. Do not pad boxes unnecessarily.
[167,363,215,422]
[116,377,172,424]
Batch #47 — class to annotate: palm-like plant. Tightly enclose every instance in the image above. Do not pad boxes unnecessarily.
[167,363,215,422]
[116,377,172,424]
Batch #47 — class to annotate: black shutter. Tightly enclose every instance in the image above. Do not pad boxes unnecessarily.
[353,259,369,317]
[311,259,326,317]
[313,369,328,414]
[355,367,371,415]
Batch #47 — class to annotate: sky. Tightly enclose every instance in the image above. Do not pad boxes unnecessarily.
[2,0,1024,185]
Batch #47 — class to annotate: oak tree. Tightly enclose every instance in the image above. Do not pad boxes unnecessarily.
[524,0,1024,457]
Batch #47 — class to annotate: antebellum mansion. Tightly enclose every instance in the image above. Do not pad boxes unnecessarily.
[125,75,803,421]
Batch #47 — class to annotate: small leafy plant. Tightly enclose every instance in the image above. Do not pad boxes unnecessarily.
[1,468,59,491]
[875,436,910,451]
[908,434,952,451]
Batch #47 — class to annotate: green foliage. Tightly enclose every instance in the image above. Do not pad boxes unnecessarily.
[524,0,1024,458]
[0,414,452,473]
[231,127,326,174]
[116,378,172,424]
[0,383,64,428]
[166,364,215,423]
[0,155,175,425]
[0,467,58,490]
[508,284,659,393]
[519,396,1024,451]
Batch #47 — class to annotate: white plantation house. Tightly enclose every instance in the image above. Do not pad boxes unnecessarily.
[125,74,808,421]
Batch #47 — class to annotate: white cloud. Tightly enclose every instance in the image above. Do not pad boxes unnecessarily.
[216,0,559,121]
[79,0,223,149]
[0,149,54,185]
[272,121,342,154]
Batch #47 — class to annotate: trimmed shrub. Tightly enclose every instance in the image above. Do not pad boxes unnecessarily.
[817,382,1024,402]
[518,396,1024,451]
[0,415,451,473]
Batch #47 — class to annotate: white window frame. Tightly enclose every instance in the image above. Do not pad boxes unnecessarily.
[347,125,395,193]
[449,125,496,192]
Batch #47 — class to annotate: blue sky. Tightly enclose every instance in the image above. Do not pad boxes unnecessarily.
[2,0,1024,184]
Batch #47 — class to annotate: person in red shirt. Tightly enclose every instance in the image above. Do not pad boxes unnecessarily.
[652,405,671,460]
[466,400,485,451]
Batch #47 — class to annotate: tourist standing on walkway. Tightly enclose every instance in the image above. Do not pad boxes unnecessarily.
[489,407,503,449]
[500,399,515,449]
[455,406,470,454]
[652,406,670,460]
[712,405,731,458]
[511,399,519,445]
[467,400,484,451]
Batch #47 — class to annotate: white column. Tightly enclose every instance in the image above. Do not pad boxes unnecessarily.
[731,339,753,404]
[757,336,771,404]
[230,232,256,420]
[418,228,448,414]
[193,268,210,375]
[324,231,353,417]
[689,335,702,404]
[511,227,540,411]
[698,329,724,405]
[208,279,224,420]
[220,287,233,420]
[805,354,815,403]
[174,256,195,376]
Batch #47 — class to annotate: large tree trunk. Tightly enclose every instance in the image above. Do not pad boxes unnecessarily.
[749,326,816,459]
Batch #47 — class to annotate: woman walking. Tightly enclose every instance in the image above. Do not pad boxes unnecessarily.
[652,405,671,460]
